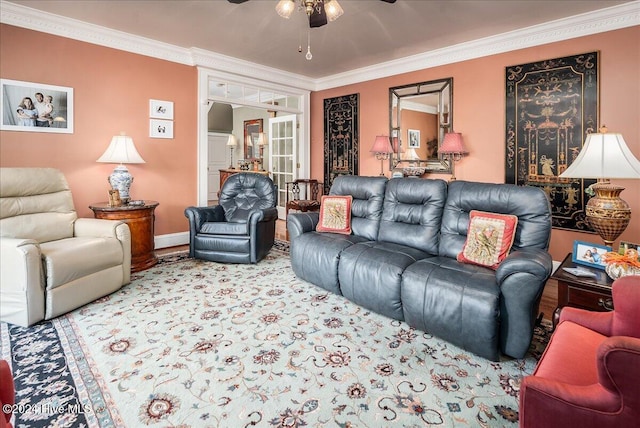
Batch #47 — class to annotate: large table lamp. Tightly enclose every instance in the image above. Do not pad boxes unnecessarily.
[559,127,640,246]
[370,135,393,176]
[97,133,145,204]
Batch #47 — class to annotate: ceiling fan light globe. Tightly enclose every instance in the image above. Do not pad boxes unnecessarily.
[275,0,295,18]
[324,0,343,21]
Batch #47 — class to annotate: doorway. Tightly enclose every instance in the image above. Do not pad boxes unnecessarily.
[196,68,310,208]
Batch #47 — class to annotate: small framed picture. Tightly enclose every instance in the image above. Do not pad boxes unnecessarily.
[618,241,639,255]
[149,99,173,119]
[408,129,420,148]
[572,240,611,270]
[150,119,173,138]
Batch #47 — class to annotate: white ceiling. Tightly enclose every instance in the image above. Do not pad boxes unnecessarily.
[3,0,637,80]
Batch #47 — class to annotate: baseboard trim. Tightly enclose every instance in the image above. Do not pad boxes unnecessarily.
[155,232,189,249]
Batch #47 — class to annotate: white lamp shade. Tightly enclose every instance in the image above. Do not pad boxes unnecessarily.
[227,134,238,146]
[97,134,145,164]
[257,132,267,146]
[406,148,419,160]
[560,132,640,179]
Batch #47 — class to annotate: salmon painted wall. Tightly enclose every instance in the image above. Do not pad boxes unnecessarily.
[0,24,198,237]
[310,26,640,261]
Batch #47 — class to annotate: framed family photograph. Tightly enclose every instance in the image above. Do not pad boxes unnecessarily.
[572,240,611,270]
[149,99,174,120]
[408,129,420,148]
[1,79,73,133]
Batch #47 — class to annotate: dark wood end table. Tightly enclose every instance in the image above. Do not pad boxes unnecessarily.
[89,200,159,272]
[551,252,614,327]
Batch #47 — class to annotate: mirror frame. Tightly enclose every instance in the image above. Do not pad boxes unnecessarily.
[389,77,453,173]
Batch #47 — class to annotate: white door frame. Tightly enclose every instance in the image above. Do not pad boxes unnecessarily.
[196,67,310,207]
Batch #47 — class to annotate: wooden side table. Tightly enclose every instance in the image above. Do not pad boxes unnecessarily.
[89,201,159,272]
[551,252,614,327]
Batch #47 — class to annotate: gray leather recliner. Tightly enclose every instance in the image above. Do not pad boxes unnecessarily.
[184,172,277,264]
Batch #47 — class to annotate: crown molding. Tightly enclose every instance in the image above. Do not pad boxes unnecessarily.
[2,0,639,92]
[314,1,640,90]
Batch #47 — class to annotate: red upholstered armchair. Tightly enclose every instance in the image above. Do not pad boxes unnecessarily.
[519,275,640,428]
[0,359,14,428]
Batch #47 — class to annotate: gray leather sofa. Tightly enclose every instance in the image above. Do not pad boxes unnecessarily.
[288,176,553,360]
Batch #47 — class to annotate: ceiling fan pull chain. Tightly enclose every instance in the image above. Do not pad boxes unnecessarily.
[306,30,312,60]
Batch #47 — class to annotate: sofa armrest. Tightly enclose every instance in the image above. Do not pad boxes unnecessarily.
[0,237,45,327]
[495,248,553,358]
[287,212,320,240]
[496,248,552,284]
[559,306,614,336]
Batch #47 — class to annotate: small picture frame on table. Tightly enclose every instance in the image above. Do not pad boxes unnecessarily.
[108,189,122,207]
[618,241,639,255]
[572,240,611,270]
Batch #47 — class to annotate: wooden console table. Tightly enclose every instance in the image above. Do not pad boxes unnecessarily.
[89,200,159,272]
[551,252,614,327]
[219,169,270,194]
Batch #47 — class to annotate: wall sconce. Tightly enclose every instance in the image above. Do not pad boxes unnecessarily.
[439,132,467,181]
[227,134,237,168]
[97,132,145,204]
[559,126,640,246]
[370,135,394,176]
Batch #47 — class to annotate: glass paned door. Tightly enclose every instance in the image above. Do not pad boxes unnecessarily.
[269,115,297,219]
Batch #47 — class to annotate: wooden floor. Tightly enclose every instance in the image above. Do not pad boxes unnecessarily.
[160,219,559,323]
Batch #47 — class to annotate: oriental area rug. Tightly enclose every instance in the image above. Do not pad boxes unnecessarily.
[1,244,550,427]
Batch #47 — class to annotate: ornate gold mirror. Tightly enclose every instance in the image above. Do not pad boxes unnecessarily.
[389,78,453,173]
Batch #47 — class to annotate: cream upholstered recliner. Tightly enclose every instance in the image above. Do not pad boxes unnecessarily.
[0,168,131,327]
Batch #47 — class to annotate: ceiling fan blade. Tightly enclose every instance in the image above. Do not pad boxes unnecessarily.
[227,0,249,3]
[380,0,397,3]
[309,5,328,28]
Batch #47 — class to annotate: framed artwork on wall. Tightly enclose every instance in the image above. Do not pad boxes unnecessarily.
[150,119,173,138]
[408,129,420,148]
[505,51,599,233]
[149,99,174,120]
[0,79,74,133]
[324,93,359,194]
[244,118,263,161]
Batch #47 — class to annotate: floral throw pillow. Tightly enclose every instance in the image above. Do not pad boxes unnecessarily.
[457,210,518,270]
[316,195,353,235]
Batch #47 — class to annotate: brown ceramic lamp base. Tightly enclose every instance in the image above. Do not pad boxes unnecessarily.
[585,182,631,247]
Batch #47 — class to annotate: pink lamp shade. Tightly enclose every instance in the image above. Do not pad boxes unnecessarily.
[370,135,393,154]
[392,137,405,153]
[440,132,467,154]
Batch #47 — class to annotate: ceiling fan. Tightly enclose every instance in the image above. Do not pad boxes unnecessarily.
[227,0,397,28]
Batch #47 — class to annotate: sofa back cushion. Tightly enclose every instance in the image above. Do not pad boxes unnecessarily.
[379,178,447,254]
[439,181,552,259]
[0,168,77,243]
[219,172,276,223]
[329,175,387,240]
